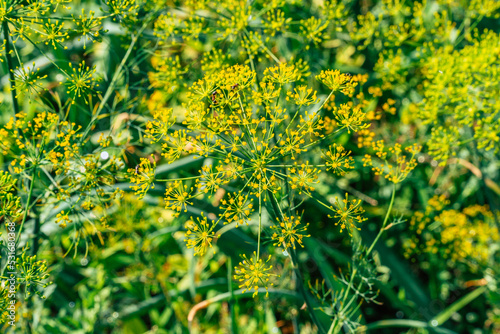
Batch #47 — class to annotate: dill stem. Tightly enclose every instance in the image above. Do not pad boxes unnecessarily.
[3,21,20,120]
[80,20,149,143]
[366,183,396,257]
[16,167,37,246]
[256,181,262,260]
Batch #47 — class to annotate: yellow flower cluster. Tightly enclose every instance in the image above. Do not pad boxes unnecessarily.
[322,144,355,176]
[220,192,254,227]
[15,247,52,299]
[184,214,217,256]
[417,30,500,163]
[315,70,358,96]
[363,141,422,184]
[137,63,373,296]
[233,253,278,298]
[127,155,156,199]
[270,215,310,250]
[404,196,499,269]
[0,171,21,220]
[55,211,72,229]
[329,194,367,233]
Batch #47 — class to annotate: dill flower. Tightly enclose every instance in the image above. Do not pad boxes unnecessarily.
[288,162,320,194]
[474,118,500,153]
[234,253,278,298]
[105,0,139,23]
[428,126,459,165]
[263,63,299,85]
[148,56,185,93]
[0,170,16,194]
[39,19,68,49]
[145,108,175,143]
[184,214,217,256]
[356,129,375,148]
[286,85,319,106]
[332,103,369,133]
[16,248,52,299]
[127,155,156,199]
[263,9,291,37]
[164,181,194,216]
[55,211,72,229]
[271,215,310,250]
[161,130,190,163]
[329,194,367,233]
[139,64,373,299]
[65,61,100,104]
[196,164,229,194]
[299,16,329,49]
[320,0,348,30]
[316,70,358,95]
[0,171,21,220]
[71,10,103,49]
[365,141,421,184]
[0,287,11,324]
[201,49,230,75]
[97,133,112,148]
[216,5,251,41]
[405,200,499,268]
[322,144,355,176]
[220,192,254,227]
[12,62,48,98]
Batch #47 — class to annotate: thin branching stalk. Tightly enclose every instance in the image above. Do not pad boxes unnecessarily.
[2,21,20,120]
[79,20,150,143]
[16,167,37,246]
[366,184,396,257]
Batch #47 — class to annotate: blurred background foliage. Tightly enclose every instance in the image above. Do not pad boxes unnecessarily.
[0,0,499,333]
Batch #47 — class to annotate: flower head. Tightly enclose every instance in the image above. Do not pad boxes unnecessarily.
[220,192,254,227]
[127,155,156,199]
[329,193,367,233]
[316,70,358,95]
[234,253,278,297]
[184,214,217,256]
[271,215,310,250]
[322,144,355,176]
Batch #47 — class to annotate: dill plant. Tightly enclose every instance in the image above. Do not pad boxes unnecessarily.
[0,0,498,332]
[0,0,151,330]
[129,60,423,332]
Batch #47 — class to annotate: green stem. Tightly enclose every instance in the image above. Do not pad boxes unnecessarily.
[358,319,457,334]
[228,257,238,334]
[257,181,262,259]
[366,184,396,257]
[31,215,40,256]
[79,21,149,143]
[188,287,302,327]
[2,21,20,119]
[16,167,37,245]
[458,137,475,146]
[267,190,328,333]
[431,286,487,326]
[317,90,335,113]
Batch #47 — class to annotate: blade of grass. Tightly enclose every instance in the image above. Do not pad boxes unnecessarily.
[358,319,458,334]
[118,278,227,320]
[187,288,302,328]
[430,286,487,326]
